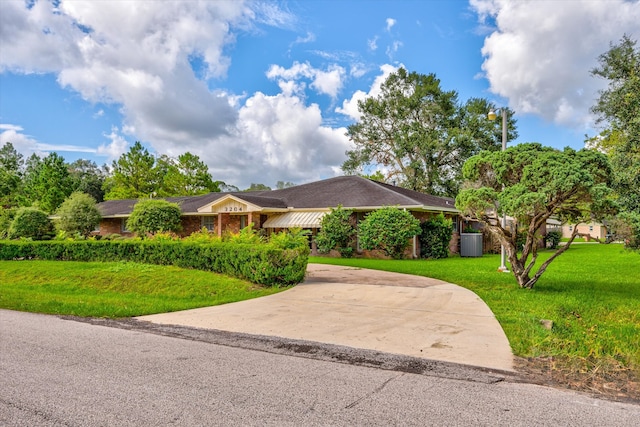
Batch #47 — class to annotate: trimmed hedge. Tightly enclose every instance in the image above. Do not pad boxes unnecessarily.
[0,240,309,287]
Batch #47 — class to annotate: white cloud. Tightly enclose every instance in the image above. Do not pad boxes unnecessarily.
[0,123,97,158]
[471,0,640,130]
[0,124,39,154]
[0,124,24,132]
[336,64,399,121]
[97,127,129,161]
[193,91,351,187]
[385,40,403,59]
[292,31,316,46]
[310,65,346,98]
[0,1,350,188]
[385,18,396,32]
[266,61,346,98]
[368,36,378,51]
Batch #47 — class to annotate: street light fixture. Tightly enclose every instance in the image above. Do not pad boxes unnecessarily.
[488,108,510,273]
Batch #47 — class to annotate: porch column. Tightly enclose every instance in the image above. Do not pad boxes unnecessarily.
[217,214,223,237]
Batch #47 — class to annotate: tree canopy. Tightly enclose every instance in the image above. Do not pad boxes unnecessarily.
[104,142,222,200]
[456,143,615,289]
[157,153,222,196]
[342,68,516,197]
[55,192,102,238]
[0,142,23,207]
[21,152,73,213]
[126,199,182,236]
[588,35,640,215]
[68,159,107,203]
[104,142,160,200]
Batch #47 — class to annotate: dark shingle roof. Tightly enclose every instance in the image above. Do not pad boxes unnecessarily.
[97,176,458,216]
[248,176,456,210]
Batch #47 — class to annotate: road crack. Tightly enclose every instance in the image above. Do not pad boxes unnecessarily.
[344,374,402,409]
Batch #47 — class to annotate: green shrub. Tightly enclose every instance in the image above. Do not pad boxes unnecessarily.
[315,205,356,257]
[0,207,16,239]
[8,207,54,240]
[126,199,182,236]
[184,227,220,244]
[269,227,310,250]
[359,207,421,259]
[55,192,102,237]
[223,224,264,244]
[610,212,640,250]
[545,231,562,249]
[419,213,452,259]
[0,239,309,286]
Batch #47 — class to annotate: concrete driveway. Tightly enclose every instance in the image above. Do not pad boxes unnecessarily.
[138,264,514,371]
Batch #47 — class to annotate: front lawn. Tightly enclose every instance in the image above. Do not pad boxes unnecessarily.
[0,260,286,318]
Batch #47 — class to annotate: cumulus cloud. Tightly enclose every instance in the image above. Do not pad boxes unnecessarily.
[97,127,129,161]
[471,0,640,130]
[266,61,346,98]
[336,64,399,121]
[188,92,351,187]
[0,1,354,187]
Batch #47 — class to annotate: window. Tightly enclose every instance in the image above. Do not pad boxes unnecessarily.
[589,225,594,232]
[202,216,215,232]
[569,226,573,231]
[240,215,247,229]
[121,218,130,233]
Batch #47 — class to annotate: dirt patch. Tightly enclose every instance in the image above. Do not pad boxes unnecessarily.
[515,356,640,403]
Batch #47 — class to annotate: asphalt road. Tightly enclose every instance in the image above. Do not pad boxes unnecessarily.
[1,310,638,426]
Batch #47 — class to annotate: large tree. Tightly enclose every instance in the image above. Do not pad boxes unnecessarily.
[157,152,220,196]
[104,142,161,200]
[456,143,615,289]
[342,68,516,197]
[589,35,640,214]
[21,152,72,213]
[0,142,24,207]
[68,159,107,203]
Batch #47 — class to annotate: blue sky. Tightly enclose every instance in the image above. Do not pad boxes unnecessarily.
[1,0,639,189]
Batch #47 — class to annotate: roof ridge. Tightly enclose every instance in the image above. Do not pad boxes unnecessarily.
[363,177,425,206]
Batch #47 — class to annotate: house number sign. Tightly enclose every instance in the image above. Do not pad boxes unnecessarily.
[214,200,247,213]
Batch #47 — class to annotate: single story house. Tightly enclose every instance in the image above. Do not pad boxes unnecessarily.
[96,175,461,257]
[562,221,608,241]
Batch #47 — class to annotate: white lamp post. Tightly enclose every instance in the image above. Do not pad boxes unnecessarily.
[488,108,510,273]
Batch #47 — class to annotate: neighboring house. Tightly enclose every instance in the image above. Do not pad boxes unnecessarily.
[562,221,608,241]
[96,175,461,257]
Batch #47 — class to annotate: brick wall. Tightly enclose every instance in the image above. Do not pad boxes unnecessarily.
[97,218,134,237]
[181,216,204,236]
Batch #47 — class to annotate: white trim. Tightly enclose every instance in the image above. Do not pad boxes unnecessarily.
[196,194,262,213]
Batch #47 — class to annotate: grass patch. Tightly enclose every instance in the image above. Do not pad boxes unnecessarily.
[0,260,286,318]
[311,244,640,375]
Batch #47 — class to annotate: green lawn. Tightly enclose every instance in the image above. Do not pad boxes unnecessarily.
[0,260,286,318]
[311,244,640,372]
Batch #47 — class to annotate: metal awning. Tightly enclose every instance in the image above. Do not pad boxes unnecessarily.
[263,211,326,228]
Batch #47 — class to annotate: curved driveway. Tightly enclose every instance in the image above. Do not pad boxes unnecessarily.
[138,264,514,371]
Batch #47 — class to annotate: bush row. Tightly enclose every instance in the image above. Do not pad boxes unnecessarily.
[0,240,309,287]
